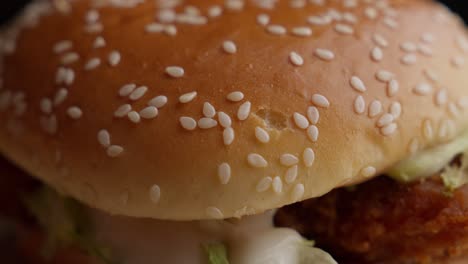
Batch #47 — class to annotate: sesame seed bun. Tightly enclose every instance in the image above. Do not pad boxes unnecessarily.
[1,0,468,220]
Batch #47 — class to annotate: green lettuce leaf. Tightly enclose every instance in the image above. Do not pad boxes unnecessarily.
[204,242,230,264]
[23,186,116,264]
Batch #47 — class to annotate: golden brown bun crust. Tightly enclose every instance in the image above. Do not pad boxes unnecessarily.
[1,0,468,220]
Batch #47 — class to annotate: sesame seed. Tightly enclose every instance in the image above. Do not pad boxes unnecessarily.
[291,183,305,201]
[179,91,197,104]
[390,102,402,119]
[180,117,197,130]
[307,15,331,26]
[206,207,223,219]
[377,113,394,127]
[198,117,218,129]
[376,70,394,82]
[85,9,100,24]
[413,83,432,96]
[303,148,315,167]
[438,120,449,139]
[401,54,417,65]
[373,34,388,47]
[448,102,460,117]
[84,58,101,70]
[452,56,465,68]
[435,89,447,106]
[334,23,354,35]
[354,95,365,114]
[108,51,121,66]
[149,185,161,204]
[53,40,72,54]
[67,106,82,119]
[424,69,439,82]
[307,106,319,125]
[383,17,398,29]
[381,123,398,136]
[314,48,335,61]
[457,97,468,109]
[293,112,309,129]
[311,94,330,108]
[61,52,79,65]
[218,163,231,185]
[257,14,270,26]
[272,176,283,194]
[222,40,237,54]
[408,138,420,154]
[53,88,68,106]
[289,51,304,66]
[148,96,168,108]
[456,35,468,53]
[256,177,273,192]
[361,166,376,177]
[400,42,417,52]
[119,83,137,97]
[223,127,235,145]
[164,24,178,36]
[387,79,399,97]
[157,9,176,23]
[247,153,268,168]
[307,125,319,142]
[146,23,164,33]
[285,165,298,184]
[255,127,270,143]
[266,25,286,35]
[280,154,299,167]
[40,98,52,114]
[227,91,244,102]
[343,12,357,24]
[203,102,216,118]
[166,66,184,78]
[139,106,158,119]
[365,7,378,20]
[114,104,132,118]
[128,111,141,123]
[208,6,223,18]
[64,69,75,86]
[423,119,433,140]
[225,0,244,10]
[371,47,383,62]
[237,101,251,120]
[421,33,435,43]
[350,76,366,92]
[107,145,124,157]
[218,112,232,128]
[93,36,106,48]
[98,129,111,147]
[291,27,312,37]
[418,44,433,56]
[129,86,148,101]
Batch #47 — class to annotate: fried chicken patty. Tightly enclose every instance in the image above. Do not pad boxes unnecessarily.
[0,157,93,264]
[275,176,468,264]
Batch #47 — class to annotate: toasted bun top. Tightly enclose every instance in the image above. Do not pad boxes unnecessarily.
[0,0,468,220]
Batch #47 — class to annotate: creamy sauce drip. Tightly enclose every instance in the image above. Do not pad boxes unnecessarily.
[89,210,333,264]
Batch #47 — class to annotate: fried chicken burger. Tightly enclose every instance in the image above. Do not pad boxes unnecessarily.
[1,0,468,263]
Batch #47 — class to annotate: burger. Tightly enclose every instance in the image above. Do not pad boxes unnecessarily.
[1,0,468,263]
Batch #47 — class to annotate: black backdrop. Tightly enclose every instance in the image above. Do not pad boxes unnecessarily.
[0,0,467,25]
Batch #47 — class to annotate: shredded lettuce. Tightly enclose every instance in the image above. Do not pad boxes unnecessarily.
[441,152,468,194]
[204,242,230,264]
[23,187,116,264]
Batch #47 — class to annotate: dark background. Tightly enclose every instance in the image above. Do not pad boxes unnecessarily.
[0,0,467,25]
